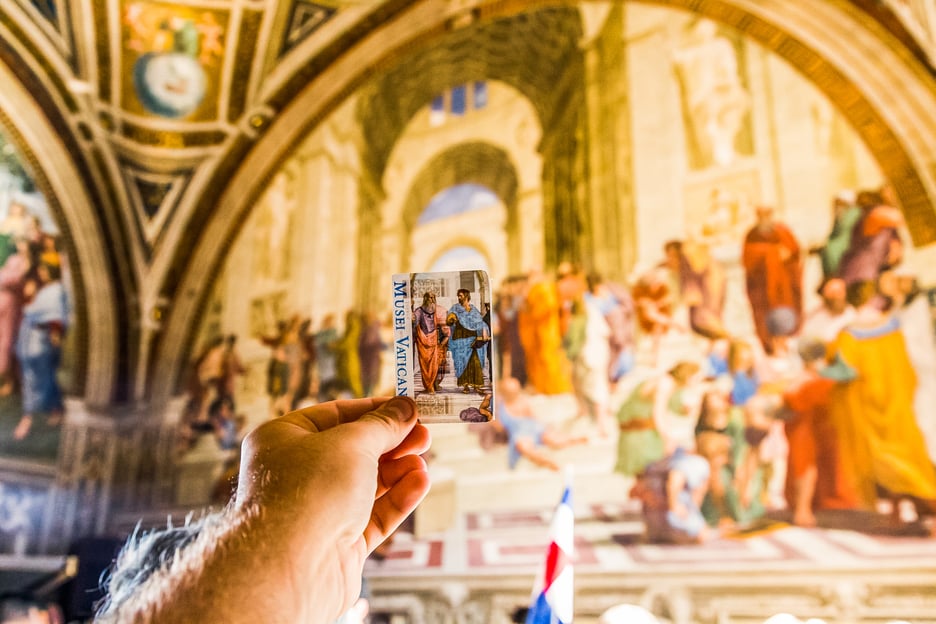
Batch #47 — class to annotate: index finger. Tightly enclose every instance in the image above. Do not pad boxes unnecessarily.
[279,397,394,432]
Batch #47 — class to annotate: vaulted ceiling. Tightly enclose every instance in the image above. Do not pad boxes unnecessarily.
[356,6,583,181]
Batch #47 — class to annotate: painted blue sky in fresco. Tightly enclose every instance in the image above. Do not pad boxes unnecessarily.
[417,183,499,226]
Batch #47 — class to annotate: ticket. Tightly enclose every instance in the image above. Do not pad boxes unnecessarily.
[391,270,495,423]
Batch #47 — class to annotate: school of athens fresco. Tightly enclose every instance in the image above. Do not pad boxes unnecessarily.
[180,0,936,574]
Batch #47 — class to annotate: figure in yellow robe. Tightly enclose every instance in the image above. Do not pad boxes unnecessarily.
[830,314,936,509]
[518,279,572,395]
[335,311,363,398]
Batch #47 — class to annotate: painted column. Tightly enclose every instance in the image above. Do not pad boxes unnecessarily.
[581,3,634,280]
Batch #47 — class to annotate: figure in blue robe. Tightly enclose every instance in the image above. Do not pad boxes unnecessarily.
[17,263,68,423]
[446,289,489,393]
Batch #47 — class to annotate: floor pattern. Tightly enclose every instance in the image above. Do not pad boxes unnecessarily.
[365,503,936,578]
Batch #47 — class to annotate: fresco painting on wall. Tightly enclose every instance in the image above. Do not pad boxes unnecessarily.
[251,172,295,285]
[171,5,936,591]
[122,2,227,120]
[0,129,70,464]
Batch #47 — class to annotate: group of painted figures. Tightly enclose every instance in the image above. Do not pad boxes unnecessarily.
[0,201,69,445]
[412,288,491,396]
[182,310,392,454]
[488,186,936,542]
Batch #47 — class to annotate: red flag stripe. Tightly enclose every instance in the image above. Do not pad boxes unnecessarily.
[543,541,569,590]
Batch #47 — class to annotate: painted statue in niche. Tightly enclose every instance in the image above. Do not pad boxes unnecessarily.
[123,2,227,120]
[0,129,70,463]
[673,18,751,169]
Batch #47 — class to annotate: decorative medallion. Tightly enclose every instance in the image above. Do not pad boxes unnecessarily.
[122,2,228,121]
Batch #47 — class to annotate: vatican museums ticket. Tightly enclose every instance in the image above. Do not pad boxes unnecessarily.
[392,270,495,423]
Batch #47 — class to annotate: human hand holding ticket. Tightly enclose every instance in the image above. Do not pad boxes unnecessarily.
[392,270,495,423]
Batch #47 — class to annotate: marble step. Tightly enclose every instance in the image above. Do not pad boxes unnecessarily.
[431,437,617,475]
[426,395,597,453]
[451,463,633,512]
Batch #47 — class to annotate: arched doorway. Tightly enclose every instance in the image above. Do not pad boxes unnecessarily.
[394,142,522,284]
[414,184,500,277]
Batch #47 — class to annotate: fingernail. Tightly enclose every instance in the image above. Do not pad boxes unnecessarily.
[384,396,417,422]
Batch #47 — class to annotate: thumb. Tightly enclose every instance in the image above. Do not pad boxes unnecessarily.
[350,396,419,458]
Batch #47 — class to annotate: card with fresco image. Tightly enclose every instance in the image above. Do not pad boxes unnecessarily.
[392,270,495,423]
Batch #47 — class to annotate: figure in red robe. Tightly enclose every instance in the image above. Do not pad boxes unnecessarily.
[782,339,859,526]
[742,206,802,354]
[413,291,448,393]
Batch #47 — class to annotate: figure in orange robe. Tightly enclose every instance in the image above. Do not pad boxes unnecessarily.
[518,276,572,395]
[742,206,802,354]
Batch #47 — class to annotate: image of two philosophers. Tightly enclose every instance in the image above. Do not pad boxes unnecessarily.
[413,289,490,395]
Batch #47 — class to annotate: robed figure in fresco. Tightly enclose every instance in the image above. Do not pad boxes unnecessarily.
[446,289,489,394]
[742,206,802,354]
[14,262,68,441]
[836,190,904,287]
[664,240,728,341]
[782,338,860,527]
[828,281,936,514]
[334,311,363,398]
[413,292,449,393]
[519,273,573,395]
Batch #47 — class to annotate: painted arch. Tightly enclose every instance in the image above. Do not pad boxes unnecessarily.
[398,141,521,275]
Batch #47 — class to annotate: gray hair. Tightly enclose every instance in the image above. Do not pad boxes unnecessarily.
[95,513,215,618]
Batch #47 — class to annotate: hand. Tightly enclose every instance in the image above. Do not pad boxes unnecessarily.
[236,397,431,621]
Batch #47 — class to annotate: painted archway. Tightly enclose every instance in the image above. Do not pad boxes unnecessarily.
[150,0,936,405]
[398,142,521,276]
[426,241,495,275]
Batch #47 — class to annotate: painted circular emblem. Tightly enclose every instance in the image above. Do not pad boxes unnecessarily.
[133,52,207,119]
